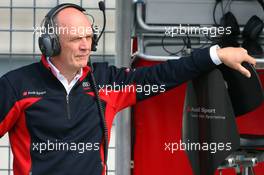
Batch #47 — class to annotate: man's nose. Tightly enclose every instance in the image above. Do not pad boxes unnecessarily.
[79,38,90,51]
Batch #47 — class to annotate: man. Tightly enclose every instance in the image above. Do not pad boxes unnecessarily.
[0,5,256,175]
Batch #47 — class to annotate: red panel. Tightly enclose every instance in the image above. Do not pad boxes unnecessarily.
[236,70,264,135]
[133,59,192,175]
[132,60,264,175]
[133,83,194,175]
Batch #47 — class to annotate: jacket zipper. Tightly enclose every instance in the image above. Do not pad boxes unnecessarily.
[66,94,71,120]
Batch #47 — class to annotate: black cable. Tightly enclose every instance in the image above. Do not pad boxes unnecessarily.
[185,34,210,49]
[213,0,221,26]
[223,0,232,13]
[194,37,210,49]
[161,34,186,56]
[205,33,222,45]
[220,0,224,14]
[213,0,230,26]
[88,60,109,175]
[186,33,191,49]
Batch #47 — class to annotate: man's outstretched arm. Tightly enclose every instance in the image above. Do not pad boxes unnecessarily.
[97,46,256,111]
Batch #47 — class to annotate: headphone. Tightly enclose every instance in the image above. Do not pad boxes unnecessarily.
[215,0,264,56]
[38,3,98,57]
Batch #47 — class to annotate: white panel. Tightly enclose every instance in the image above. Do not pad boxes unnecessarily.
[35,9,49,27]
[88,9,103,27]
[106,0,116,8]
[109,125,116,148]
[0,32,10,53]
[12,32,33,53]
[0,0,10,6]
[82,0,101,8]
[0,148,9,169]
[9,148,13,171]
[13,0,33,7]
[107,172,115,175]
[0,9,10,29]
[59,0,81,5]
[0,134,9,146]
[13,9,33,30]
[107,149,116,170]
[36,0,57,7]
[34,34,41,54]
[105,33,116,54]
[106,10,115,31]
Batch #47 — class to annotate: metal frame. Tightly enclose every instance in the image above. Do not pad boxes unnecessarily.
[218,151,264,175]
[133,0,264,63]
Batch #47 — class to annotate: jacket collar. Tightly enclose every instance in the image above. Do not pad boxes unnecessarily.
[40,55,91,82]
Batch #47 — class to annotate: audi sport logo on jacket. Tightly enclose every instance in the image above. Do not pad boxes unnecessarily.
[22,91,47,97]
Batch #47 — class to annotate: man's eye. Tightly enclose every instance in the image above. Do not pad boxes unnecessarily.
[72,37,81,41]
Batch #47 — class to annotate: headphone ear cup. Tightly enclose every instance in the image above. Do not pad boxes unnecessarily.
[38,34,61,57]
[220,12,240,36]
[52,36,61,56]
[39,34,54,57]
[218,12,240,48]
[243,15,264,40]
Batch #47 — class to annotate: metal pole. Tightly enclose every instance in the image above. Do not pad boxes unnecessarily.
[115,0,134,174]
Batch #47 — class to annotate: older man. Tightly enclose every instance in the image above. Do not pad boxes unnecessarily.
[0,4,256,175]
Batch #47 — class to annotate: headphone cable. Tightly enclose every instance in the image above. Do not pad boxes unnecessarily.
[161,34,186,56]
[213,1,220,26]
[89,60,109,175]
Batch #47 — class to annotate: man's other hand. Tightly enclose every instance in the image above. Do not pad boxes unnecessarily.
[217,47,257,78]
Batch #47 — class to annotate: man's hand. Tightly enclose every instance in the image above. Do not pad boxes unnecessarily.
[217,47,256,78]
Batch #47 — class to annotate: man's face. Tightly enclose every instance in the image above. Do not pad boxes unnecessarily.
[54,8,93,71]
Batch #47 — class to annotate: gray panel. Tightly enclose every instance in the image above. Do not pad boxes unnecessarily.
[145,0,264,24]
[0,59,37,76]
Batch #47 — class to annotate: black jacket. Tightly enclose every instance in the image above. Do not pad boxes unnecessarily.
[0,48,216,175]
